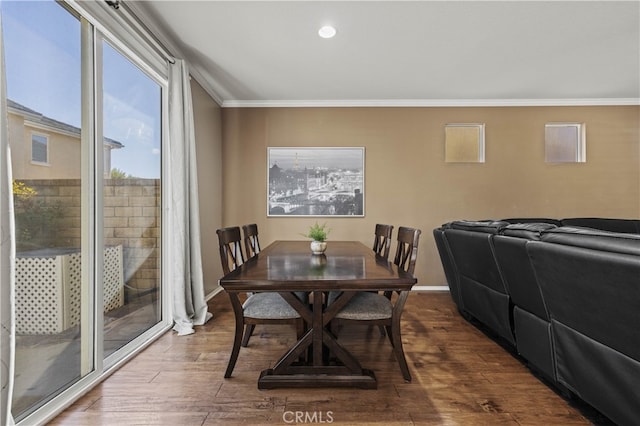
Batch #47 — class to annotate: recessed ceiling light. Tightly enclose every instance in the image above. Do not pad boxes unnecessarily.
[318,25,336,39]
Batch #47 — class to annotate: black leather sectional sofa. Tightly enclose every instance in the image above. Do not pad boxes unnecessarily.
[433,218,640,426]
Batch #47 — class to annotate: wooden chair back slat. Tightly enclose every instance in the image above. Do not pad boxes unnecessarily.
[394,226,421,275]
[373,224,394,260]
[242,223,261,259]
[217,226,245,275]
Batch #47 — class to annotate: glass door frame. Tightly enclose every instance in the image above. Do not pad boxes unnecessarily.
[96,22,168,372]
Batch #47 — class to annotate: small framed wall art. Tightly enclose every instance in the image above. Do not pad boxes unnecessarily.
[545,122,586,163]
[445,123,485,163]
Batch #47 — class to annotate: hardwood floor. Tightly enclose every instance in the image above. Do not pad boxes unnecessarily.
[50,292,612,425]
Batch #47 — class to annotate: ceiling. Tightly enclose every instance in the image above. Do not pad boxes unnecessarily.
[131,1,640,107]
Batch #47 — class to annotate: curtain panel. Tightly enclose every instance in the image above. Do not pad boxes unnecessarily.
[168,59,212,336]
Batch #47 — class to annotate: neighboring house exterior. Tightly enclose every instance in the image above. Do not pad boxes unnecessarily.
[7,99,123,179]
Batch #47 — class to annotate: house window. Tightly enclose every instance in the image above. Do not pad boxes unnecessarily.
[31,133,49,164]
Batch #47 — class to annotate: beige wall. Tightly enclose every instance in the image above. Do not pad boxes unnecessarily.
[191,80,224,295]
[221,106,640,286]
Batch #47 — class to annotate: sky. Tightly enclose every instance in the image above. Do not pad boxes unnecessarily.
[1,0,161,178]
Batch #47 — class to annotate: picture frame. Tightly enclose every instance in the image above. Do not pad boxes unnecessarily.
[445,123,485,163]
[267,147,365,217]
[545,122,586,163]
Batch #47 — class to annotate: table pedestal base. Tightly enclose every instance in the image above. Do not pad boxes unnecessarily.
[258,367,377,389]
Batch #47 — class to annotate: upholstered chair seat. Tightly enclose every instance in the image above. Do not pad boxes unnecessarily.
[330,292,392,320]
[243,292,301,319]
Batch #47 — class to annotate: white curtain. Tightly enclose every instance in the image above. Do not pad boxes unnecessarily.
[0,11,16,426]
[168,59,212,336]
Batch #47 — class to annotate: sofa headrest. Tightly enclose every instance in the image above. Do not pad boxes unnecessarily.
[449,220,509,234]
[500,223,557,240]
[501,217,563,226]
[561,217,640,234]
[540,226,640,256]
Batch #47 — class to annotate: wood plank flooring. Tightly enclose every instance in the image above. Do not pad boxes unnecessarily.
[50,292,612,425]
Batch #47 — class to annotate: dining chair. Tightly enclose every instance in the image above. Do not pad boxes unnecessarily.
[370,224,394,336]
[218,225,257,346]
[373,224,394,260]
[330,226,421,382]
[216,226,305,378]
[241,223,266,345]
[392,226,421,276]
[242,223,261,259]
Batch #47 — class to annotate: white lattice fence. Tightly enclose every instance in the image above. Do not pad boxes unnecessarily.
[15,256,65,334]
[103,246,125,313]
[16,246,124,334]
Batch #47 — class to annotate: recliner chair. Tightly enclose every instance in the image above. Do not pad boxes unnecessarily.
[493,222,557,380]
[444,220,514,345]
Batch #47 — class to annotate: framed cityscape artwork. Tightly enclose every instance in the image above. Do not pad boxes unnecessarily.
[267,147,365,217]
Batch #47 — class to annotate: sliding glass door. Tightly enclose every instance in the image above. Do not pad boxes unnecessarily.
[101,40,162,358]
[2,0,168,422]
[4,2,87,419]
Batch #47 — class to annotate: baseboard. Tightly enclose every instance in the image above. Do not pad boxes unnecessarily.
[412,286,449,291]
[205,285,225,301]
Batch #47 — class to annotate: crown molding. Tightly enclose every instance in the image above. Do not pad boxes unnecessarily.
[185,66,225,107]
[222,98,640,108]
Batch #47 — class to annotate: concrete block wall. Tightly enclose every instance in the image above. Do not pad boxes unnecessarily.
[15,179,160,294]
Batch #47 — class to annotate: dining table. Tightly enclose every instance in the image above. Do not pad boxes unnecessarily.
[219,240,417,389]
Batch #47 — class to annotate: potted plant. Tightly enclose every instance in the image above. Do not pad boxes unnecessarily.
[302,222,331,255]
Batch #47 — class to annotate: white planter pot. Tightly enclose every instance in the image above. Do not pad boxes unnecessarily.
[310,240,327,255]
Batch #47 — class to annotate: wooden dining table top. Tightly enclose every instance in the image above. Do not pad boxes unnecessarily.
[219,240,417,292]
